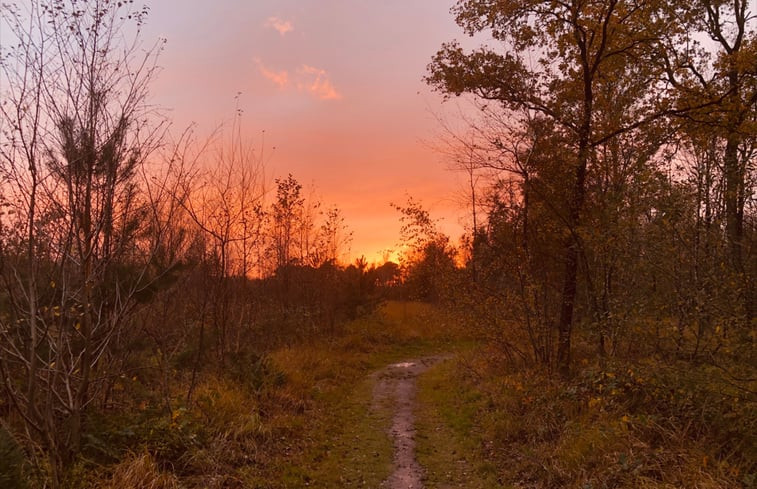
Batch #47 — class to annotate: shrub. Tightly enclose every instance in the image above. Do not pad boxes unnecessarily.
[0,427,27,489]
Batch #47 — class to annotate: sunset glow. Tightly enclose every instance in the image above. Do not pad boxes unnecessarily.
[3,2,754,485]
[141,0,473,262]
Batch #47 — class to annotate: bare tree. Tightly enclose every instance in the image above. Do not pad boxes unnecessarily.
[178,115,266,373]
[0,1,169,484]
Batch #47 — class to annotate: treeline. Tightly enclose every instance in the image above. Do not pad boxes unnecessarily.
[0,2,400,486]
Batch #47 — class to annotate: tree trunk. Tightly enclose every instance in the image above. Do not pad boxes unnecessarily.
[557,63,592,377]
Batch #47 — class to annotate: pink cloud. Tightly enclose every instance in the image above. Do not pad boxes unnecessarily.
[255,59,289,88]
[265,16,293,36]
[298,65,342,100]
[255,59,341,101]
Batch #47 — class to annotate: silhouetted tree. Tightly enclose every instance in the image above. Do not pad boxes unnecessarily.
[0,1,168,484]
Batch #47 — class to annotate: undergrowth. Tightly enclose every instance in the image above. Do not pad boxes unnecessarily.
[27,301,466,488]
[430,343,757,489]
[11,300,747,488]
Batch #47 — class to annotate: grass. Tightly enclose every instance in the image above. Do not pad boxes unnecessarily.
[244,300,470,487]
[103,452,180,489]
[415,358,502,488]
[268,373,394,487]
[72,300,469,488]
[22,300,750,488]
[420,348,756,489]
[177,306,752,488]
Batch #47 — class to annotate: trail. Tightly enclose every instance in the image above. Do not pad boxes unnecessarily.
[372,355,450,489]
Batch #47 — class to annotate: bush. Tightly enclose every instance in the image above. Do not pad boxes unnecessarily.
[0,427,27,489]
[225,350,286,392]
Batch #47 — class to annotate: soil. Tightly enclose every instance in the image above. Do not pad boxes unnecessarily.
[371,355,450,489]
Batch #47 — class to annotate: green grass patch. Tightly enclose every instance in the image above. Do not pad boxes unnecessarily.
[274,374,394,488]
[415,358,503,488]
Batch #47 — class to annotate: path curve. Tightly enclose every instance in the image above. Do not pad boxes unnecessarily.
[372,355,450,489]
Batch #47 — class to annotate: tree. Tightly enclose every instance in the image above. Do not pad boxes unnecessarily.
[269,174,306,270]
[427,0,676,375]
[315,205,353,265]
[392,197,457,302]
[659,0,757,321]
[181,118,266,279]
[177,116,267,369]
[0,1,168,484]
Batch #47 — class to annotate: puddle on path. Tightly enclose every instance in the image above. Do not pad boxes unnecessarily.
[390,362,417,368]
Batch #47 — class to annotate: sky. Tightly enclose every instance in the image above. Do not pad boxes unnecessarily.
[139,0,483,263]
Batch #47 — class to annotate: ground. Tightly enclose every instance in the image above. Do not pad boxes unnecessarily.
[92,302,754,489]
[253,301,493,489]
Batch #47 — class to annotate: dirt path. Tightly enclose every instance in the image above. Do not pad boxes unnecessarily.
[372,355,450,489]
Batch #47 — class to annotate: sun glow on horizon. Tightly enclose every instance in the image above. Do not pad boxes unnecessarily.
[138,1,471,265]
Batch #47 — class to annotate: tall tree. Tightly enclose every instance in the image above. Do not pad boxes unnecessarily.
[269,174,306,270]
[427,0,673,375]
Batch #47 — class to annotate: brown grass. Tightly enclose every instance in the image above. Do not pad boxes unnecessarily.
[102,452,180,489]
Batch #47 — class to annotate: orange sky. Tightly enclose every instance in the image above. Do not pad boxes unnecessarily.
[142,1,484,263]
